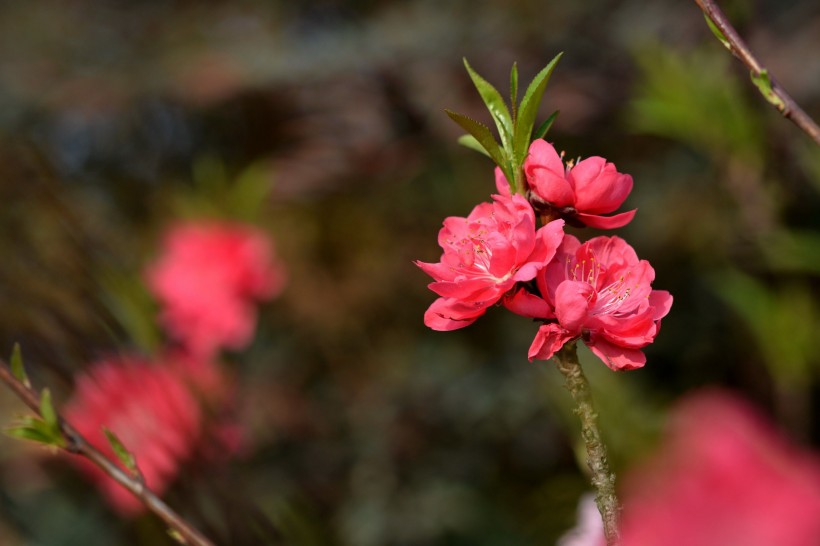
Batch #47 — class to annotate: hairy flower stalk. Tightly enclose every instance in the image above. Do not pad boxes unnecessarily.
[554,342,621,546]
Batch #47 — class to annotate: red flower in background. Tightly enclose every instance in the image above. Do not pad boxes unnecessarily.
[619,390,820,546]
[146,221,286,358]
[416,191,564,331]
[64,355,202,516]
[508,235,671,370]
[523,139,635,229]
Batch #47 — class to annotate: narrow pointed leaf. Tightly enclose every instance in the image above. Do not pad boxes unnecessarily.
[104,427,138,475]
[457,134,492,158]
[704,14,730,50]
[750,69,785,111]
[446,110,507,169]
[6,425,56,445]
[10,343,29,388]
[514,53,563,165]
[40,388,58,429]
[533,110,560,141]
[510,62,519,120]
[463,59,513,151]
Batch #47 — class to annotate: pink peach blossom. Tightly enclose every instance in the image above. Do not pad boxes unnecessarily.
[523,139,635,229]
[416,192,565,331]
[619,390,820,546]
[146,221,286,358]
[509,235,671,370]
[64,355,202,516]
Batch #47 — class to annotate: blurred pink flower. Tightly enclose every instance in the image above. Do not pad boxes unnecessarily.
[558,494,605,546]
[619,390,820,546]
[146,221,286,357]
[416,192,564,331]
[508,235,671,370]
[64,355,202,516]
[523,139,635,229]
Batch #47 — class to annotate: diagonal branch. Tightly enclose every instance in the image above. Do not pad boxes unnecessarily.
[0,360,216,546]
[694,0,820,146]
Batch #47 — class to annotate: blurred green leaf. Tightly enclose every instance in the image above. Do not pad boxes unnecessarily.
[99,272,160,352]
[704,14,730,50]
[750,69,786,111]
[533,110,560,141]
[513,53,563,166]
[457,134,492,158]
[40,388,58,429]
[10,342,30,388]
[760,229,820,275]
[630,45,763,161]
[104,427,138,476]
[6,413,64,448]
[463,59,514,152]
[711,269,816,384]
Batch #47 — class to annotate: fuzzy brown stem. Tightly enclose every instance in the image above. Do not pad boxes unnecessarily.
[695,0,820,146]
[0,361,216,546]
[554,343,621,545]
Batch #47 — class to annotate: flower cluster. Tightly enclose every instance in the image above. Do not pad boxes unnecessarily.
[65,219,285,516]
[418,139,671,370]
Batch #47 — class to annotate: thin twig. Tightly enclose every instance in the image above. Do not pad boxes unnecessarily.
[0,361,216,546]
[554,343,620,546]
[694,0,820,146]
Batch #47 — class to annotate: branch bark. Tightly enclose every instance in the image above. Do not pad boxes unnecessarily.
[0,360,216,546]
[554,343,621,546]
[694,0,820,146]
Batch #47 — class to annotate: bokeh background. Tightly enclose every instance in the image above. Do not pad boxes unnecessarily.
[1,0,819,544]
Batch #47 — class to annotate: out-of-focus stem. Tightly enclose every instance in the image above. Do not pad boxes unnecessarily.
[0,361,216,546]
[694,0,820,146]
[554,343,621,545]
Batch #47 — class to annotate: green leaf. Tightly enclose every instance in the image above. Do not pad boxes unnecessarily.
[10,343,29,388]
[704,14,730,50]
[6,425,56,445]
[750,69,786,111]
[457,134,492,158]
[513,53,563,166]
[462,59,513,152]
[510,62,519,120]
[445,110,509,176]
[104,427,138,475]
[5,416,64,447]
[533,110,560,141]
[40,389,58,430]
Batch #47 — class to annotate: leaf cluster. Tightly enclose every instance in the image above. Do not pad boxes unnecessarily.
[447,54,563,194]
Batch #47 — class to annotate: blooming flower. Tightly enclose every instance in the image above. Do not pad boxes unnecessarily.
[618,390,820,546]
[523,139,635,229]
[416,191,564,331]
[508,235,672,370]
[64,355,202,516]
[146,221,286,358]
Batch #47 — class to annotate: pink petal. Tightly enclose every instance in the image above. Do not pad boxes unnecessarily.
[587,337,646,371]
[576,209,637,230]
[525,140,575,207]
[528,323,575,361]
[423,297,487,331]
[503,288,554,319]
[571,158,633,214]
[649,290,673,321]
[517,219,565,281]
[494,167,512,196]
[554,281,595,333]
